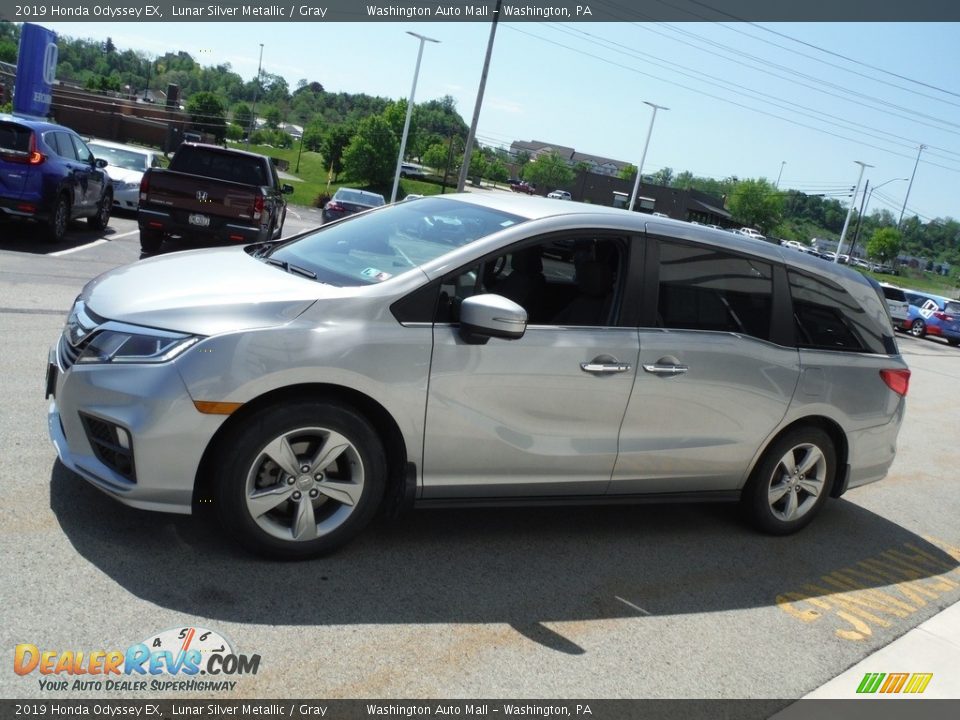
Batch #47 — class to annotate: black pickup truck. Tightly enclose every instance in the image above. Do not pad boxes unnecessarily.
[137,143,294,253]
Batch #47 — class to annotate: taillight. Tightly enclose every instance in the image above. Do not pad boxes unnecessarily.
[252,194,265,222]
[880,369,911,397]
[325,201,343,212]
[27,132,44,165]
[933,311,950,321]
[139,173,149,203]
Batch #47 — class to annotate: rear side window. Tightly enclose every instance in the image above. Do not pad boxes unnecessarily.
[0,122,32,153]
[656,240,774,341]
[881,286,906,302]
[789,270,888,354]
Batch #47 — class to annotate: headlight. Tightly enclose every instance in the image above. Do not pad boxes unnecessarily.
[76,328,200,364]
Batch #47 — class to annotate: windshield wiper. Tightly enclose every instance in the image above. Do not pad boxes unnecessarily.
[265,257,318,280]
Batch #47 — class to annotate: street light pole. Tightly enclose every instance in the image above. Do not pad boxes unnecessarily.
[628,101,669,212]
[851,177,908,252]
[246,43,264,147]
[897,143,926,228]
[391,31,440,203]
[835,160,873,263]
[775,160,786,189]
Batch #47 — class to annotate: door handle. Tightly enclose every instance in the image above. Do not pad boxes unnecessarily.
[642,363,689,376]
[580,361,632,374]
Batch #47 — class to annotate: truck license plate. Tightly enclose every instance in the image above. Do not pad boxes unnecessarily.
[188,213,210,227]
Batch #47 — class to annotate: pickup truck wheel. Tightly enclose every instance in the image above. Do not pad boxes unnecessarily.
[214,402,387,558]
[140,230,164,253]
[87,191,112,230]
[43,195,69,243]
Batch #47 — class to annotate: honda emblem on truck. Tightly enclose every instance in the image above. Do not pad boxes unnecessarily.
[196,191,209,202]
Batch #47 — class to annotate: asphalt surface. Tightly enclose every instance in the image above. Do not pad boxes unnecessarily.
[1,210,959,702]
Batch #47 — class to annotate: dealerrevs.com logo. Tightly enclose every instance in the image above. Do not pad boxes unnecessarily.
[856,672,934,695]
[14,627,260,693]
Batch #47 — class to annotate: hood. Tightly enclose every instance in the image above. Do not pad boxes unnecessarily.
[81,247,342,336]
[104,166,143,185]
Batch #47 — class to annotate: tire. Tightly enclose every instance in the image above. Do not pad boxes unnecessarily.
[742,427,836,535]
[140,230,164,253]
[910,319,926,338]
[213,402,387,559]
[87,190,112,230]
[44,195,69,244]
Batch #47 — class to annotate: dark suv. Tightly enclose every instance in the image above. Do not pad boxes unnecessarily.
[0,114,112,242]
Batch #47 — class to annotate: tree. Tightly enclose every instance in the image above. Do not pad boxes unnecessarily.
[727,178,784,234]
[524,151,574,190]
[264,105,282,129]
[232,102,253,132]
[342,115,397,185]
[185,91,227,142]
[320,123,355,181]
[422,142,451,173]
[651,167,674,186]
[618,163,638,181]
[867,227,902,265]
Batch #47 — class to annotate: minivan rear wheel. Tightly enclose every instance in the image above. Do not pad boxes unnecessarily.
[213,402,387,559]
[742,427,835,535]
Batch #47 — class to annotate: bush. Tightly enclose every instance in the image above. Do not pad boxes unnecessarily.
[314,192,331,208]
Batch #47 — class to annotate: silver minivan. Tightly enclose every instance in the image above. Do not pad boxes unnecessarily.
[47,194,910,558]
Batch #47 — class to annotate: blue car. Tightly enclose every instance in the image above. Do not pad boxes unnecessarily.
[904,291,960,346]
[0,114,112,242]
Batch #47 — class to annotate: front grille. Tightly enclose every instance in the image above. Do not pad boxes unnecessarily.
[58,333,86,369]
[79,413,136,483]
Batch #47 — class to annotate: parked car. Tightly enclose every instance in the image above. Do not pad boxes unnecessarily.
[737,227,766,241]
[137,143,293,253]
[510,181,537,195]
[321,187,386,224]
[880,284,911,331]
[0,113,112,242]
[86,139,164,212]
[546,190,572,200]
[904,291,960,345]
[47,194,910,558]
[399,163,426,179]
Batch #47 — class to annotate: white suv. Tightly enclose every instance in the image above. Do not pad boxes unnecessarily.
[738,227,766,241]
[880,284,910,331]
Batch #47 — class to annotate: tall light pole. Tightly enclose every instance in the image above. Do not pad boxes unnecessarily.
[851,177,907,255]
[775,160,786,189]
[628,101,669,212]
[897,143,926,228]
[835,160,872,263]
[457,0,502,192]
[246,43,264,147]
[391,31,440,203]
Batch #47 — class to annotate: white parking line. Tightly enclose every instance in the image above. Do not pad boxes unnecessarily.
[47,229,139,256]
[48,239,108,256]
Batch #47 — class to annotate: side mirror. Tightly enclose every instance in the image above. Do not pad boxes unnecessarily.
[94,158,108,168]
[459,294,527,345]
[282,184,295,194]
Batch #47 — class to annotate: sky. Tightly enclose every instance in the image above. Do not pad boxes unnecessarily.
[37,20,960,223]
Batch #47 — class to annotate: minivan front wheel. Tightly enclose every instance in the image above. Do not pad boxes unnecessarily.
[743,427,835,535]
[214,402,387,558]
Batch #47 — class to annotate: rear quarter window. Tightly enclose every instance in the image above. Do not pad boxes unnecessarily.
[0,122,32,152]
[881,286,906,302]
[789,270,889,354]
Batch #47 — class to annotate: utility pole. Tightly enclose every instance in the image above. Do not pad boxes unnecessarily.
[457,0,501,192]
[628,102,668,211]
[850,179,869,259]
[897,143,926,228]
[246,43,264,147]
[835,160,872,263]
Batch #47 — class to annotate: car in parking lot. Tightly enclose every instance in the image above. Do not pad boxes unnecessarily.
[86,139,164,212]
[321,187,385,223]
[879,284,911,331]
[47,194,910,558]
[904,290,960,345]
[0,113,112,242]
[546,190,572,200]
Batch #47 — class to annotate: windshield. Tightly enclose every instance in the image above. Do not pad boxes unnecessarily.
[88,143,149,172]
[264,196,524,286]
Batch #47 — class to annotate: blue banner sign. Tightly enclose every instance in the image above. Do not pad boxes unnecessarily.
[14,23,58,117]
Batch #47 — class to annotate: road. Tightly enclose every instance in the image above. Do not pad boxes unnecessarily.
[1,209,959,702]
